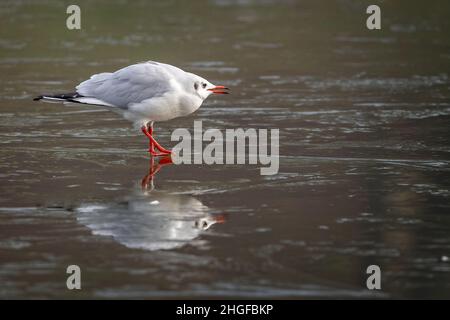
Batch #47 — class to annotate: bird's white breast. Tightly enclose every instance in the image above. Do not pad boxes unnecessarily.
[125,90,203,125]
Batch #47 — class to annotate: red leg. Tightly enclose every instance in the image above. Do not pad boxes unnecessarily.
[149,134,172,154]
[141,125,172,156]
[147,123,171,154]
[147,125,155,154]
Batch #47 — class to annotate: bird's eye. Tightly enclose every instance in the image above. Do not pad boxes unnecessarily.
[202,83,207,89]
[194,83,199,90]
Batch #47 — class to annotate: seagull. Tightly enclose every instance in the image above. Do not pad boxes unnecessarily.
[34,61,229,156]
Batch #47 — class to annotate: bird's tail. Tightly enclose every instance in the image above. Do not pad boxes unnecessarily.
[33,92,81,102]
[33,92,116,107]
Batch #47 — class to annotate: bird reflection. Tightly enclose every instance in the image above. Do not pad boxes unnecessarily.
[75,155,225,251]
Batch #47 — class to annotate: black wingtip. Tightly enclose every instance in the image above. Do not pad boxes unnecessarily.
[33,96,43,101]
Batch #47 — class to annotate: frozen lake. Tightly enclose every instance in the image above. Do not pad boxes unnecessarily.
[0,0,450,298]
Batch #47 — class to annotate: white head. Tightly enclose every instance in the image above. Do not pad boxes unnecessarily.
[187,73,229,100]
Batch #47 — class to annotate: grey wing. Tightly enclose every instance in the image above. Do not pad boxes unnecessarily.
[75,62,179,109]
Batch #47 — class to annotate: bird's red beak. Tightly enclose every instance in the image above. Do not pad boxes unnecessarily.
[208,86,230,94]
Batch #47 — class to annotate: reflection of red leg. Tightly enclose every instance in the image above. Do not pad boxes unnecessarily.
[141,125,171,156]
[141,157,161,190]
[141,155,173,190]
